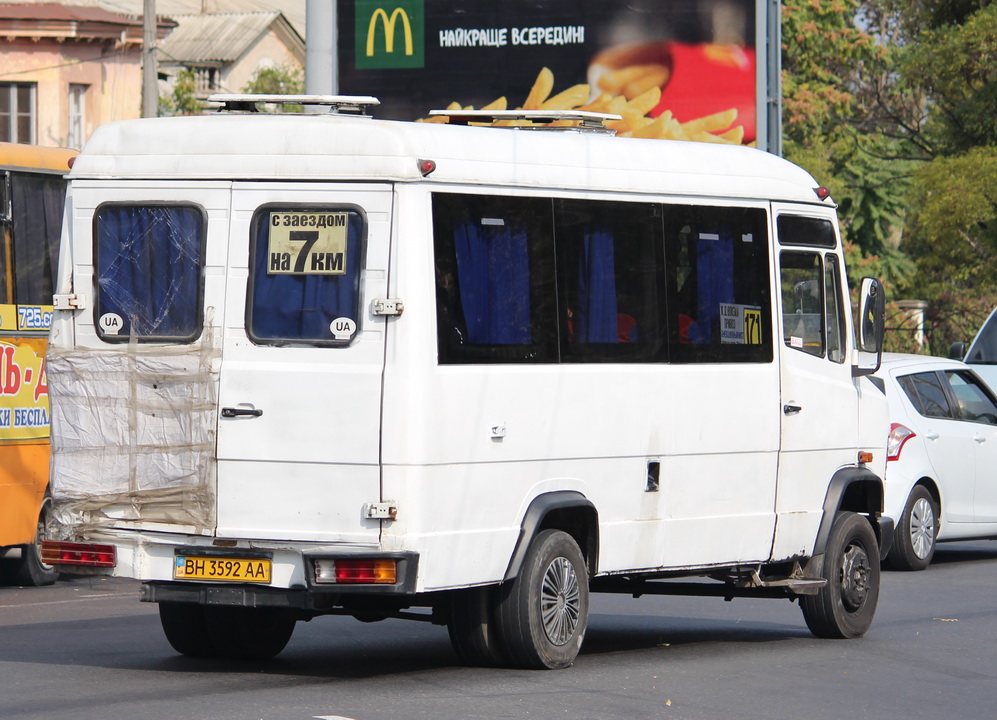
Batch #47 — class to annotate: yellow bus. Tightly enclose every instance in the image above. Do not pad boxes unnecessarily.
[0,142,76,586]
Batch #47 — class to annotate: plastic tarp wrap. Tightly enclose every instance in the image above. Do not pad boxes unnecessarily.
[47,330,219,535]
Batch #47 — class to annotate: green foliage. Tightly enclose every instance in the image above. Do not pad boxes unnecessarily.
[241,64,304,107]
[159,69,203,117]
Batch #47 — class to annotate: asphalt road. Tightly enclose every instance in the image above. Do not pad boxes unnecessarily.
[2,540,996,720]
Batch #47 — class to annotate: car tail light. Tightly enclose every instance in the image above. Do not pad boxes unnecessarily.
[41,540,116,567]
[887,422,916,461]
[312,558,397,584]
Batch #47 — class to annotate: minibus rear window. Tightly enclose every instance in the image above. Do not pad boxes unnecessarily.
[93,203,206,343]
[247,206,366,346]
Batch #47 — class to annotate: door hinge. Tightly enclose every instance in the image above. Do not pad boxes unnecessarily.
[53,292,87,310]
[363,501,398,520]
[371,298,404,317]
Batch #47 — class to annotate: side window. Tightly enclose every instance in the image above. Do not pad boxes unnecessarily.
[554,199,666,362]
[433,193,556,364]
[945,371,997,425]
[781,251,824,357]
[665,205,771,363]
[94,203,205,342]
[9,171,66,305]
[824,254,846,363]
[247,206,365,346]
[897,372,954,419]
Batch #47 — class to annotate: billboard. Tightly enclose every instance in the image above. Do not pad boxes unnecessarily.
[337,0,774,149]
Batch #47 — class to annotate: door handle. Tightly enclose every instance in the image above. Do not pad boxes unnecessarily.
[974,434,986,444]
[924,431,940,440]
[783,404,802,415]
[221,407,263,418]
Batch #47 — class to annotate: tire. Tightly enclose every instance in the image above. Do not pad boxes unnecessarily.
[495,529,589,669]
[10,497,58,587]
[801,512,880,639]
[447,586,507,667]
[159,602,218,657]
[887,485,937,571]
[204,606,296,660]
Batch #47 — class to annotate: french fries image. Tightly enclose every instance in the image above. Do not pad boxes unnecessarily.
[420,67,749,145]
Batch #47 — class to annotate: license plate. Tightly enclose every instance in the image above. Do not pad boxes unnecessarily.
[173,555,272,584]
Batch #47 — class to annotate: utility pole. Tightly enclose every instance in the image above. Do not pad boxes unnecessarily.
[305,0,337,98]
[142,0,158,117]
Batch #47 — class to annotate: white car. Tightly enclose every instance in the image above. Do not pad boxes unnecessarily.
[873,353,997,570]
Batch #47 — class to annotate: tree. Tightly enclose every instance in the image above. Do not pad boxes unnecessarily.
[159,69,203,116]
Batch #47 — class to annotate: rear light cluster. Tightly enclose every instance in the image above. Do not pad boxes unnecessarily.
[887,422,916,461]
[312,558,397,585]
[41,540,116,568]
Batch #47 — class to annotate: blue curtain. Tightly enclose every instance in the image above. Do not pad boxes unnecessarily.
[96,206,202,338]
[574,226,618,343]
[250,213,363,343]
[453,218,531,344]
[695,234,734,344]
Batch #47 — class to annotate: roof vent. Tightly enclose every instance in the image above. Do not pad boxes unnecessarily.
[206,94,380,116]
[428,109,622,133]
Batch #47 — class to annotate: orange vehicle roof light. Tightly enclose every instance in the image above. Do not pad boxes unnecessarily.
[41,540,116,568]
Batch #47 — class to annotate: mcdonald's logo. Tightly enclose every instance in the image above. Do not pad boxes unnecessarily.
[355,0,425,70]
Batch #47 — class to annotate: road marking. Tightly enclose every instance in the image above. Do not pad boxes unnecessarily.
[0,592,128,609]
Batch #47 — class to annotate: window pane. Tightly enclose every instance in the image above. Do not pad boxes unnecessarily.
[777,214,837,248]
[824,254,846,363]
[248,207,365,345]
[946,371,997,424]
[10,172,68,304]
[900,372,952,419]
[433,193,556,364]
[781,251,825,357]
[555,199,665,362]
[94,204,205,342]
[666,205,771,363]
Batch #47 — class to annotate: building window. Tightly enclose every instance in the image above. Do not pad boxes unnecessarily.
[0,83,36,144]
[68,84,88,149]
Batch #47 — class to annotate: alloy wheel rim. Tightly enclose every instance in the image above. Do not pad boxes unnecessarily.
[540,556,580,645]
[909,496,936,560]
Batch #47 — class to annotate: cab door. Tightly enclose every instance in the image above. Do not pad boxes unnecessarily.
[215,183,393,543]
[772,209,859,557]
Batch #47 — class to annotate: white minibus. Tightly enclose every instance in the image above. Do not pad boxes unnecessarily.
[44,96,889,669]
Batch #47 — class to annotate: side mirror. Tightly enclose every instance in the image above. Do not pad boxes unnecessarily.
[854,277,885,376]
[950,341,967,360]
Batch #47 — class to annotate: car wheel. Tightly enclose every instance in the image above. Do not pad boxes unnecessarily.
[888,485,938,571]
[495,529,589,669]
[801,512,880,639]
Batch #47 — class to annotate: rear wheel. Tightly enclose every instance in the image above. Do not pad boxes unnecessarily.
[9,497,58,587]
[447,586,507,666]
[888,485,937,571]
[205,606,296,660]
[801,512,880,639]
[495,529,589,669]
[159,602,217,657]
[160,604,296,659]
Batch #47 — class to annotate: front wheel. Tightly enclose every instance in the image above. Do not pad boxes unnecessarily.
[887,485,937,571]
[495,529,589,669]
[801,512,880,639]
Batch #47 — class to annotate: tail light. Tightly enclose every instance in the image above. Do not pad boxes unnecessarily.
[41,540,116,568]
[312,558,397,584]
[887,422,916,461]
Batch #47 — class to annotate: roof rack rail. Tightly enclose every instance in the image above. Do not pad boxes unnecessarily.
[206,94,380,116]
[428,109,622,132]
